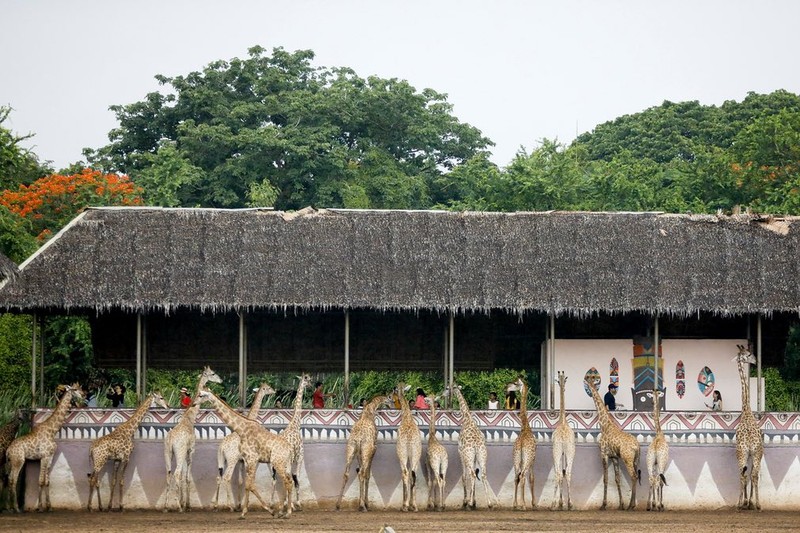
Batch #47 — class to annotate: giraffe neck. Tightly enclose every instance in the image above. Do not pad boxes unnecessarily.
[246,387,269,420]
[519,381,528,419]
[285,380,308,431]
[117,394,155,437]
[398,387,413,421]
[181,402,202,427]
[205,391,249,434]
[588,385,613,431]
[37,391,75,438]
[739,361,753,417]
[453,389,475,428]
[558,378,567,425]
[360,395,384,421]
[652,387,662,433]
[428,401,437,442]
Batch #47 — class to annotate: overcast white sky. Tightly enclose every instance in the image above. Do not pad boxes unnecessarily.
[3,0,800,170]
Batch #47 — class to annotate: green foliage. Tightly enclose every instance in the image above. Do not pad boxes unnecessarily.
[0,314,32,390]
[88,46,491,210]
[454,369,539,409]
[0,106,50,190]
[764,367,792,411]
[0,205,36,262]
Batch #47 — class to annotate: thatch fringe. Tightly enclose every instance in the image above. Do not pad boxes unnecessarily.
[0,207,797,318]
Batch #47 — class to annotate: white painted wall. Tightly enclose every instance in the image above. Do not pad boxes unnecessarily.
[547,338,747,411]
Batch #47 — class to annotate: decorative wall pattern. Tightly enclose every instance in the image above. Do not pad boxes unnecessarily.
[24,407,800,511]
[38,408,800,445]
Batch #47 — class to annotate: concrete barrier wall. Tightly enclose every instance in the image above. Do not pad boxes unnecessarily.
[23,408,800,511]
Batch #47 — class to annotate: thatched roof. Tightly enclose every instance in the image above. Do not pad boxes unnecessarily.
[0,207,798,317]
[0,253,18,283]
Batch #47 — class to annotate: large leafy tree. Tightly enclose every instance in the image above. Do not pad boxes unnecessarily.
[0,106,51,191]
[87,46,493,210]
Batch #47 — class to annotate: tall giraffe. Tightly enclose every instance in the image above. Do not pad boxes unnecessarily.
[511,376,536,510]
[734,344,763,510]
[395,383,422,512]
[163,366,222,512]
[0,414,21,510]
[196,388,294,519]
[424,395,448,511]
[551,371,575,511]
[276,373,312,511]
[6,384,84,512]
[585,378,640,510]
[335,394,390,511]
[212,381,275,512]
[646,386,668,511]
[87,391,168,511]
[450,383,495,510]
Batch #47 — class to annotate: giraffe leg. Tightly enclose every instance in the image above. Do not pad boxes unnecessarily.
[426,461,435,510]
[751,454,762,511]
[737,459,748,509]
[565,456,574,511]
[528,466,535,510]
[184,443,195,512]
[359,448,376,512]
[335,444,356,510]
[118,460,129,511]
[37,456,52,512]
[612,458,624,510]
[625,457,638,510]
[410,450,420,512]
[478,453,494,510]
[600,455,609,510]
[8,457,23,513]
[293,450,304,511]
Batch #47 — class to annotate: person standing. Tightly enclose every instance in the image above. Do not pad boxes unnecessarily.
[106,384,126,408]
[487,392,500,409]
[706,390,723,411]
[313,381,333,408]
[180,387,192,408]
[603,383,618,411]
[505,390,520,410]
[413,388,427,409]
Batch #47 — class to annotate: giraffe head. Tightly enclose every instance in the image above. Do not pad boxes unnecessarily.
[297,373,314,390]
[200,366,223,386]
[254,382,276,396]
[423,395,439,408]
[556,371,568,388]
[194,388,214,407]
[506,376,524,393]
[62,383,85,404]
[149,392,169,409]
[733,344,756,366]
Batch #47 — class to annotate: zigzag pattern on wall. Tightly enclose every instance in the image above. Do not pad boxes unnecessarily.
[38,408,800,445]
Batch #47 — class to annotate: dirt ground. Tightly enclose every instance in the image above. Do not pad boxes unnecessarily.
[0,508,796,532]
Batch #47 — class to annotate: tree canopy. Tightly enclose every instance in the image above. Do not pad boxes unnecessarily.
[87,46,493,210]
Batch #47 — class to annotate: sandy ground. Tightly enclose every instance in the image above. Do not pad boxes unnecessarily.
[0,508,795,532]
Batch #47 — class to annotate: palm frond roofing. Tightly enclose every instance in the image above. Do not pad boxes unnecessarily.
[0,206,798,317]
[0,253,18,283]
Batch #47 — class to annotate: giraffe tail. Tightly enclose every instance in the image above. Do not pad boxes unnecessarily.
[637,468,642,486]
[292,474,299,488]
[411,470,416,488]
[659,473,667,486]
[475,468,480,480]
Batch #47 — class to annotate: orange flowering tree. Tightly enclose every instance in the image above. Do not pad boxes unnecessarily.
[0,168,142,241]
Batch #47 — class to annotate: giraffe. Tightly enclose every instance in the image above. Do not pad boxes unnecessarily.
[511,376,536,510]
[276,373,313,511]
[424,395,448,511]
[163,366,223,512]
[450,383,495,510]
[646,386,668,511]
[394,383,422,512]
[196,388,294,519]
[551,371,576,511]
[335,393,391,512]
[734,344,763,511]
[212,381,275,511]
[6,383,84,512]
[87,391,168,511]
[585,377,641,510]
[0,414,22,510]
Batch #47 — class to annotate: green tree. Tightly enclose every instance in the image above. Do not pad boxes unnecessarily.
[87,47,492,210]
[0,106,51,190]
